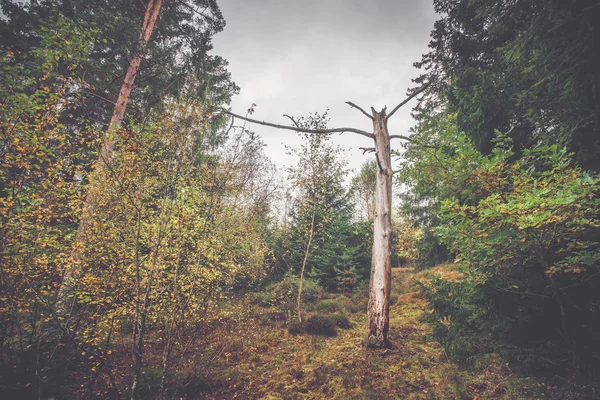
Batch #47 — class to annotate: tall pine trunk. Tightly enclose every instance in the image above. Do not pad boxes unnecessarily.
[365,108,393,348]
[57,0,163,312]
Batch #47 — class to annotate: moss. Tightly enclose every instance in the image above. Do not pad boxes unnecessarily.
[191,266,586,399]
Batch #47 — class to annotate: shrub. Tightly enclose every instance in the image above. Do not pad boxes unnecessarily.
[135,368,164,399]
[257,273,324,315]
[314,299,343,313]
[328,313,352,329]
[429,148,600,376]
[287,319,304,335]
[304,315,337,337]
[330,294,365,314]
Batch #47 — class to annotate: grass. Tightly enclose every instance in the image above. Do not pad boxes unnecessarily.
[179,266,585,399]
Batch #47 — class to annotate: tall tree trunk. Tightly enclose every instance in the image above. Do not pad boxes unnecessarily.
[222,84,431,349]
[365,108,393,348]
[57,0,163,312]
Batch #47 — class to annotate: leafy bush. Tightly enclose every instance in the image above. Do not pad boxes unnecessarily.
[288,312,352,336]
[256,272,324,315]
[304,315,338,337]
[426,142,600,376]
[287,319,304,335]
[328,313,352,329]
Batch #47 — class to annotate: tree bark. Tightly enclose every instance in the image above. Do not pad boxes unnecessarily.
[57,0,163,313]
[365,108,393,348]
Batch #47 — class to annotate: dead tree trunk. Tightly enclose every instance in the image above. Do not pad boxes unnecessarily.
[365,108,393,348]
[221,83,429,349]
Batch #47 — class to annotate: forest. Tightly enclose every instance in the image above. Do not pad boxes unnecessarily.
[0,0,599,398]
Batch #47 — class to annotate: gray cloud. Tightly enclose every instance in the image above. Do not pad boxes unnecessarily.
[212,0,437,179]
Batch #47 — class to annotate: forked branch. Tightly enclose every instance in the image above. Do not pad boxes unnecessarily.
[283,114,301,129]
[221,109,375,139]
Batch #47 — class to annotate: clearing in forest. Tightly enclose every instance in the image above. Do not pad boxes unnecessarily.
[193,266,566,399]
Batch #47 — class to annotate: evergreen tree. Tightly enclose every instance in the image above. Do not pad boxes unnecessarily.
[414,0,600,170]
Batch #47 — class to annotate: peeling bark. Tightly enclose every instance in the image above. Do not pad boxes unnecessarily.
[365,108,393,348]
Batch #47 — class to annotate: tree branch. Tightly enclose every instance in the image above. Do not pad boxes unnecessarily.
[389,134,412,141]
[221,109,375,139]
[82,91,117,106]
[386,82,431,121]
[283,114,301,129]
[346,101,374,121]
[359,147,376,154]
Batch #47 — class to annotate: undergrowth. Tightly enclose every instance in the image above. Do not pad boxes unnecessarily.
[172,266,592,398]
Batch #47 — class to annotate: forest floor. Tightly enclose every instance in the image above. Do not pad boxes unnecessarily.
[184,266,582,400]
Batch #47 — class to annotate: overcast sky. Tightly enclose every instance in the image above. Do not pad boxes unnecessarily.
[212,0,438,179]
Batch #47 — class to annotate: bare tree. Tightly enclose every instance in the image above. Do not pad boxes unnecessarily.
[221,83,430,348]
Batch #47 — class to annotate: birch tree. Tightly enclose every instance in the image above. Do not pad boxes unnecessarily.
[284,112,347,322]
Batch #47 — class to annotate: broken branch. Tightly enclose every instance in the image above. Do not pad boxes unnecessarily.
[386,82,431,121]
[359,147,376,154]
[346,101,374,121]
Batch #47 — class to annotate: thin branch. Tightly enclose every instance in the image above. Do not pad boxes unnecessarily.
[359,147,376,154]
[346,101,374,121]
[493,286,553,299]
[389,134,412,141]
[221,109,375,139]
[283,114,301,129]
[82,91,117,106]
[224,115,235,136]
[412,141,438,149]
[386,82,431,121]
[298,202,317,323]
[390,133,439,149]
